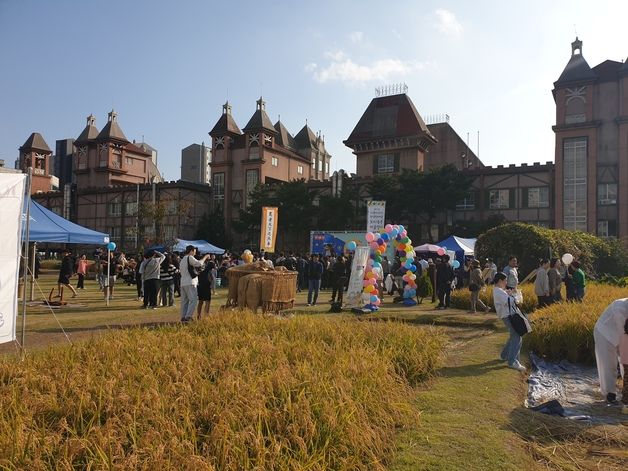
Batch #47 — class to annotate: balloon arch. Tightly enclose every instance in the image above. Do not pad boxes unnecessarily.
[347,224,417,311]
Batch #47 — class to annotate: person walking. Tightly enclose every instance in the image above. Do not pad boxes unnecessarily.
[468,260,489,313]
[57,249,78,298]
[306,254,323,306]
[572,261,586,302]
[548,258,563,303]
[76,254,88,290]
[134,254,143,300]
[534,259,551,308]
[141,250,165,309]
[197,258,214,320]
[179,245,210,323]
[564,264,576,301]
[159,254,177,307]
[593,299,628,403]
[330,255,348,305]
[503,256,519,290]
[436,256,454,310]
[620,319,628,414]
[493,272,526,372]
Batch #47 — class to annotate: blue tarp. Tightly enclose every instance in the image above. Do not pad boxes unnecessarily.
[436,236,476,263]
[23,200,110,244]
[172,239,225,255]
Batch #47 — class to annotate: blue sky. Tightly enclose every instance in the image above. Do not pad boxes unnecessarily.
[1,0,626,180]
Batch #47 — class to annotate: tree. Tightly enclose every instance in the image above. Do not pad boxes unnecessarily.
[196,208,232,249]
[452,213,506,238]
[416,271,433,304]
[411,165,474,240]
[367,175,402,222]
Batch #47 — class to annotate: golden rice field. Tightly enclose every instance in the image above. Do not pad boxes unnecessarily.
[0,311,445,470]
[452,282,627,364]
[526,284,628,363]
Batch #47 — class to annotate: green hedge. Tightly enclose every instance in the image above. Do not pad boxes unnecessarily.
[475,223,628,278]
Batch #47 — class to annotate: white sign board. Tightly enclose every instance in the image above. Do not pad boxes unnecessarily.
[345,246,370,307]
[0,174,26,344]
[366,200,386,233]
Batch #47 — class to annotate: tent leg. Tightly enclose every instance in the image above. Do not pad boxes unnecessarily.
[29,242,36,301]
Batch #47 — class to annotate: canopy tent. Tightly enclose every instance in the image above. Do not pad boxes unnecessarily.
[414,243,443,253]
[172,239,225,255]
[436,236,476,263]
[24,200,109,244]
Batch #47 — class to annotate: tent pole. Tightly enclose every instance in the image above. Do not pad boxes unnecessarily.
[29,242,36,301]
[106,248,110,306]
[20,169,32,354]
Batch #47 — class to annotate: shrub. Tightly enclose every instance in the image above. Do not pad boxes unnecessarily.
[525,284,627,363]
[0,311,446,470]
[451,284,538,314]
[475,223,628,278]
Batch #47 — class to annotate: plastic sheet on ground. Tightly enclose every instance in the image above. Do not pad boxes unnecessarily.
[526,353,626,425]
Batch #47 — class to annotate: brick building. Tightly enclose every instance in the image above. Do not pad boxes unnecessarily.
[208,98,331,231]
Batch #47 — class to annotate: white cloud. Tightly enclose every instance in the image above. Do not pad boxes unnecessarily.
[435,9,463,37]
[306,50,428,84]
[348,31,363,43]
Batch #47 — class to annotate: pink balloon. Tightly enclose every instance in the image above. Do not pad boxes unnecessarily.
[385,224,393,233]
[365,232,375,242]
[437,248,446,256]
[374,299,381,306]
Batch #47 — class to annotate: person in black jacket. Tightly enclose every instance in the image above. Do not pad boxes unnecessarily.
[436,255,454,309]
[57,249,78,298]
[330,255,348,305]
[307,254,324,306]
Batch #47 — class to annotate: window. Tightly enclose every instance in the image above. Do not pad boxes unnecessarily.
[377,154,394,174]
[325,162,330,174]
[124,226,137,238]
[318,159,323,172]
[489,189,510,209]
[312,158,316,168]
[163,225,176,241]
[125,156,133,165]
[108,202,122,216]
[125,202,138,216]
[166,200,178,215]
[456,192,475,210]
[597,220,616,238]
[271,156,278,167]
[297,165,303,175]
[109,226,121,239]
[598,220,609,238]
[213,173,225,200]
[563,137,587,231]
[528,187,549,208]
[598,183,617,205]
[246,169,259,193]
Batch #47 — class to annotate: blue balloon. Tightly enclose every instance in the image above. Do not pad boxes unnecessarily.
[409,264,417,272]
[398,225,405,233]
[107,241,116,251]
[381,233,389,242]
[346,241,357,251]
[453,260,461,269]
[372,262,382,269]
[370,295,378,302]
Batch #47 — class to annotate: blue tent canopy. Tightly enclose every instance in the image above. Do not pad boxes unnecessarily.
[436,236,476,263]
[172,239,225,255]
[24,200,110,244]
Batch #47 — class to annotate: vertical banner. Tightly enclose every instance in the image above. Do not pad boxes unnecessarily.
[0,174,26,344]
[345,246,370,307]
[366,200,386,233]
[260,206,278,253]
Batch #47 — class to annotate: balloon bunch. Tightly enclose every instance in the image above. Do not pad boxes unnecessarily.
[242,249,253,264]
[362,224,417,310]
[389,224,418,306]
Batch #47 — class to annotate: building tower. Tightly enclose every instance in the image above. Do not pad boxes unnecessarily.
[553,38,628,238]
[19,132,54,194]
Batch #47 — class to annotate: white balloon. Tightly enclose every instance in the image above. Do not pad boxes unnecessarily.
[561,253,574,265]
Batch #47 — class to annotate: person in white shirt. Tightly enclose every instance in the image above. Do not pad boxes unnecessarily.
[502,256,519,290]
[179,245,210,323]
[594,298,628,403]
[534,259,550,308]
[493,272,526,372]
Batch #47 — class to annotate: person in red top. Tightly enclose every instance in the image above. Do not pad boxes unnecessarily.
[76,254,89,290]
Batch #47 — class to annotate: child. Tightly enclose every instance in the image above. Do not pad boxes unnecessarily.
[621,319,628,414]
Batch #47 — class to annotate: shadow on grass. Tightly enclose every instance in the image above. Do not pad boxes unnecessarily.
[437,358,507,378]
[359,313,501,331]
[34,321,178,334]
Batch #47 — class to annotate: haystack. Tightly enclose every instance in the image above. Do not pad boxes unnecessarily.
[225,261,297,313]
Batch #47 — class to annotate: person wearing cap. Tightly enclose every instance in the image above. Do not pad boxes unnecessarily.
[179,245,210,322]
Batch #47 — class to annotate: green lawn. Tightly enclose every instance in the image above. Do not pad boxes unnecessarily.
[5,272,626,469]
